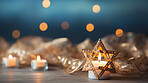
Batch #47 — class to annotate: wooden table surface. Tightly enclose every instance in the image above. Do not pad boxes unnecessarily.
[0,66,148,83]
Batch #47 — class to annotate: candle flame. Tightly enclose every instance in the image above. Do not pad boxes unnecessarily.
[9,54,13,59]
[98,53,101,62]
[37,55,41,61]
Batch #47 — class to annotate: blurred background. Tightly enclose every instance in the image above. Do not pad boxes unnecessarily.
[0,0,148,43]
[0,0,148,74]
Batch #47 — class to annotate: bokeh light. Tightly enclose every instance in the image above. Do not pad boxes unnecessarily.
[115,29,124,37]
[12,29,20,39]
[42,0,51,8]
[92,5,101,13]
[86,23,94,32]
[61,21,69,30]
[39,22,48,31]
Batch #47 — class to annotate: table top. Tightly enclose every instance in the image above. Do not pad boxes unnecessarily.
[0,66,148,83]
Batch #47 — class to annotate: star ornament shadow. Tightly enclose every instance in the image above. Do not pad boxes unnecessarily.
[82,38,119,80]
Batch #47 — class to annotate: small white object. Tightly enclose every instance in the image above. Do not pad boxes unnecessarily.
[31,55,48,71]
[88,53,110,80]
[68,61,71,64]
[73,62,76,65]
[2,54,17,67]
[88,61,110,80]
[32,55,46,67]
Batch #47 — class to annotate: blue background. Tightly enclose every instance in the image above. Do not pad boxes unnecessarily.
[0,0,148,43]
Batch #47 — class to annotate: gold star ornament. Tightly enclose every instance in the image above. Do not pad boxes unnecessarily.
[82,38,119,80]
[57,38,119,80]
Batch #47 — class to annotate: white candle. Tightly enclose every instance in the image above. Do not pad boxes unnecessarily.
[32,55,47,68]
[2,54,17,67]
[88,53,110,80]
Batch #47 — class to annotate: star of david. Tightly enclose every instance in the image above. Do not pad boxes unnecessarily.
[82,38,119,80]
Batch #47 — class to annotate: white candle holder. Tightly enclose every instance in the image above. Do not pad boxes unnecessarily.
[88,61,110,80]
[2,55,19,68]
[31,55,48,71]
[88,70,110,80]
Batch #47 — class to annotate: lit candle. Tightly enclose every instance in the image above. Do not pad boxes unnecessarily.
[31,55,48,71]
[2,54,18,68]
[88,53,110,80]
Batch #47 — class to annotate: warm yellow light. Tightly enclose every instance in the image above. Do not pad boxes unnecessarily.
[116,29,123,37]
[37,55,41,61]
[9,54,13,59]
[86,23,94,32]
[12,29,20,39]
[92,5,101,13]
[39,22,48,31]
[98,53,101,62]
[42,0,50,8]
[61,21,69,30]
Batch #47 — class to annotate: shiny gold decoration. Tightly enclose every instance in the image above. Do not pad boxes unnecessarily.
[82,38,119,80]
[57,56,86,74]
[5,32,147,75]
[82,49,116,72]
[8,36,49,65]
[56,38,119,76]
[76,38,94,53]
[102,32,147,74]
